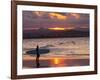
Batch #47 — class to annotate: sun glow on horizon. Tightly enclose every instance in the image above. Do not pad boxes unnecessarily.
[48,27,66,31]
[48,27,74,31]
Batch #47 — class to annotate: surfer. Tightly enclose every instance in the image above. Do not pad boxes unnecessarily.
[36,45,40,68]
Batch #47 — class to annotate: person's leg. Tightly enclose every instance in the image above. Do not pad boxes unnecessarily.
[36,57,40,68]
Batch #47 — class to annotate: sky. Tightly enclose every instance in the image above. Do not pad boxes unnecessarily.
[23,11,89,31]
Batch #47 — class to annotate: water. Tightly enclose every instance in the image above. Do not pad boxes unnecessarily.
[23,37,89,56]
[23,37,89,68]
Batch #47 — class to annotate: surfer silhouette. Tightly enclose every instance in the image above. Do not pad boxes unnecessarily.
[36,45,40,68]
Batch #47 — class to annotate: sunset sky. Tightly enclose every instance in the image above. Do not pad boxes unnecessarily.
[23,11,89,31]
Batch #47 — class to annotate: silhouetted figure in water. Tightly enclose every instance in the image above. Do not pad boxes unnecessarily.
[36,45,40,68]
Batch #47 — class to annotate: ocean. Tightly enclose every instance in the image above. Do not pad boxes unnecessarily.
[23,37,89,57]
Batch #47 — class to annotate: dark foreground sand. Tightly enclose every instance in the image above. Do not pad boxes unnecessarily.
[23,54,89,68]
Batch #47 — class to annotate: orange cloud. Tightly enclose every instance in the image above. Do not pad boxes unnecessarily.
[71,13,80,19]
[33,12,80,20]
[49,13,67,20]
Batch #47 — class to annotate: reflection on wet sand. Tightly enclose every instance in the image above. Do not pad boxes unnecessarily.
[51,58,65,67]
[23,54,89,68]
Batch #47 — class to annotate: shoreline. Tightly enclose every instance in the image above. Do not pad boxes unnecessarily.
[23,54,89,60]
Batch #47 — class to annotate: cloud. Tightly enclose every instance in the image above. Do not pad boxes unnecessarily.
[33,12,68,20]
[70,13,80,19]
[49,13,67,20]
[33,11,45,17]
[23,11,89,31]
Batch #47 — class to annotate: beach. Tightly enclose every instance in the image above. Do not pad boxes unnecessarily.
[23,54,89,68]
[23,37,89,68]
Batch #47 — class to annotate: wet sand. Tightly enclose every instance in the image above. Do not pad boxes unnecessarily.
[23,54,89,68]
